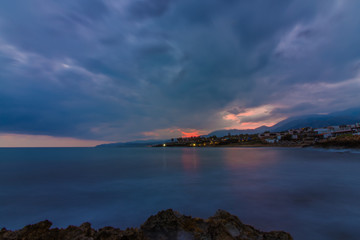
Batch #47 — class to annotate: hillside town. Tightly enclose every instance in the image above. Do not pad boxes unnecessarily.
[155,123,360,147]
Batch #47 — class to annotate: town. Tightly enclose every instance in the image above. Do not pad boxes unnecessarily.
[155,123,360,147]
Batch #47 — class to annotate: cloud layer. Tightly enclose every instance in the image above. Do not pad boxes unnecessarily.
[1,0,360,141]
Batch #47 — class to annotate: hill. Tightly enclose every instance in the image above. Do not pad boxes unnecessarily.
[96,107,360,145]
[207,107,360,137]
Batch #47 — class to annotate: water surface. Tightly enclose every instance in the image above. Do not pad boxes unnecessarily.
[0,147,359,240]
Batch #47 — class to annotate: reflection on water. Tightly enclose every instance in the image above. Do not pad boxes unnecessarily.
[181,148,199,172]
[0,147,360,240]
[223,148,279,170]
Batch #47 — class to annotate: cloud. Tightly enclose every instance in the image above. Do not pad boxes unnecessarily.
[222,105,286,129]
[0,0,360,142]
[0,133,109,147]
[127,0,172,19]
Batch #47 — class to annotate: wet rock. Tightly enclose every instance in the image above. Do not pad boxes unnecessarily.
[0,209,292,240]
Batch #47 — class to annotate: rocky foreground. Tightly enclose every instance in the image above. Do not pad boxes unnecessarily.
[314,135,360,149]
[0,209,292,240]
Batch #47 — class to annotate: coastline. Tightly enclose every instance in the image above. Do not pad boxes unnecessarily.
[308,145,360,151]
[215,144,360,152]
[154,139,360,150]
[210,143,305,148]
[154,143,307,148]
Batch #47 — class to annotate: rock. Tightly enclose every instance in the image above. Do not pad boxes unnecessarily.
[0,210,292,240]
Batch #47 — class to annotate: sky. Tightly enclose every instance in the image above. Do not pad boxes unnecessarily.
[1,0,360,147]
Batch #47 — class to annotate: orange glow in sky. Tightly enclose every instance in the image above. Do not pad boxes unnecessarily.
[234,121,279,129]
[140,105,287,140]
[222,104,285,129]
[179,129,201,138]
[142,128,207,139]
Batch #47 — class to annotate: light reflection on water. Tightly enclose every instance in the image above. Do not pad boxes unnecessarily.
[223,147,279,169]
[180,148,199,173]
[0,147,359,240]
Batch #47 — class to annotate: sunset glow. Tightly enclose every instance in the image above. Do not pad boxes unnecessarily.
[142,128,207,139]
[179,130,202,138]
[1,2,359,239]
[222,105,285,129]
[0,0,359,145]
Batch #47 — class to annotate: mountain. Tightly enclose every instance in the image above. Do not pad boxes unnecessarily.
[270,107,360,132]
[207,107,360,137]
[97,107,360,145]
[205,126,270,137]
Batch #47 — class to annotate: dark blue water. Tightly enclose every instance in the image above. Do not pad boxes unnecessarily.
[0,147,359,240]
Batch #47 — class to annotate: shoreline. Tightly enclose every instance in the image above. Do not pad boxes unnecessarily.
[307,145,360,151]
[155,142,360,150]
[0,209,292,240]
[155,143,307,148]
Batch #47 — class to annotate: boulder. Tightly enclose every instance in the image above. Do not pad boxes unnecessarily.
[0,209,292,240]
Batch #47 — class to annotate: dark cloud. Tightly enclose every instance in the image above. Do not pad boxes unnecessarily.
[271,103,318,115]
[128,0,172,19]
[227,107,247,115]
[0,0,360,141]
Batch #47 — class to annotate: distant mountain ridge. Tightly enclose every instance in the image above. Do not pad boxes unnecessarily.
[204,126,270,137]
[207,107,360,137]
[97,107,360,146]
[96,139,168,148]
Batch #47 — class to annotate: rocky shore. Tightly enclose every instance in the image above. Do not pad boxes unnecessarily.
[0,209,292,240]
[313,135,360,149]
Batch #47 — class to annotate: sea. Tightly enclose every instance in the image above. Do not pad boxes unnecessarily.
[0,147,359,240]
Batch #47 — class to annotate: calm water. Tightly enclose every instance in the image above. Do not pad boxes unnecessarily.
[0,147,359,240]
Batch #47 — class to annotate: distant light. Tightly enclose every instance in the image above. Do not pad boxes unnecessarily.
[163,144,166,147]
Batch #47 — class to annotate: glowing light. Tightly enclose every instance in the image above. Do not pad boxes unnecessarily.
[223,114,238,121]
[142,128,207,139]
[179,129,205,138]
